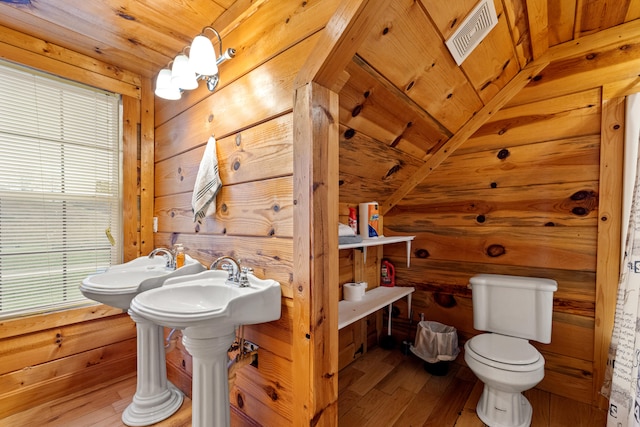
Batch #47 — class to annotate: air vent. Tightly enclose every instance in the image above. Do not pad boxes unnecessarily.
[445,0,498,65]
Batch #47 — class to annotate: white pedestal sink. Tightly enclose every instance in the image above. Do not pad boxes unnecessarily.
[81,254,206,426]
[129,270,282,427]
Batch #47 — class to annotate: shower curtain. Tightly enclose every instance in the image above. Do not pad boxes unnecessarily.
[605,93,640,427]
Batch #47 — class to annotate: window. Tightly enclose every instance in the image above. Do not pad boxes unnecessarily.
[0,60,122,318]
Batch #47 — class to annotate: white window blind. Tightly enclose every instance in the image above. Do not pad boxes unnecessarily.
[0,60,122,318]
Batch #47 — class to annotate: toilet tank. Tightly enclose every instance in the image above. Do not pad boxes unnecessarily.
[469,274,558,343]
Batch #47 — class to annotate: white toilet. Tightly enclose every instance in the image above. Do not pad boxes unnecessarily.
[464,274,557,427]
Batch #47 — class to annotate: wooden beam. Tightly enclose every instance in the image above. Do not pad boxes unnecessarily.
[545,17,640,62]
[593,95,624,409]
[380,59,549,216]
[294,0,393,92]
[292,81,339,426]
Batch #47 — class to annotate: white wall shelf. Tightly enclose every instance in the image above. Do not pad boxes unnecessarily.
[338,286,415,331]
[338,235,415,266]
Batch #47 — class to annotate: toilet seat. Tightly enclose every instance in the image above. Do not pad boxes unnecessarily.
[466,334,543,372]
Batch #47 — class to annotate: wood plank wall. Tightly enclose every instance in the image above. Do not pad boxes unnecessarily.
[0,25,147,418]
[152,1,340,425]
[336,13,640,409]
[373,84,615,405]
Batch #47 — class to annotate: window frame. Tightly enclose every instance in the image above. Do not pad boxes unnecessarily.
[0,59,124,319]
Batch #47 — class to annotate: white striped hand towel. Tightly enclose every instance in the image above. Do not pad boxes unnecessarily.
[192,135,222,223]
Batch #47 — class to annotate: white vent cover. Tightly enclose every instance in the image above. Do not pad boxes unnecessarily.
[445,0,498,65]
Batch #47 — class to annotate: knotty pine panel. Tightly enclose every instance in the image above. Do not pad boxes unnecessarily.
[548,0,578,46]
[155,0,341,126]
[545,311,595,361]
[0,313,135,375]
[155,177,293,237]
[356,0,483,133]
[338,173,399,205]
[0,304,124,340]
[502,0,533,68]
[413,136,600,192]
[154,232,293,298]
[576,0,632,38]
[339,123,423,181]
[242,300,294,353]
[466,91,602,153]
[338,248,355,286]
[460,15,520,103]
[339,58,450,158]
[0,352,137,419]
[230,383,291,426]
[509,33,640,106]
[155,33,319,162]
[0,338,136,394]
[234,346,294,421]
[390,257,597,315]
[538,352,595,404]
[338,124,423,203]
[0,308,136,419]
[395,180,599,227]
[0,24,141,98]
[155,114,293,197]
[385,226,596,271]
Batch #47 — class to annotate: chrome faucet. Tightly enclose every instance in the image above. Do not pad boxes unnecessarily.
[210,256,252,287]
[149,248,176,269]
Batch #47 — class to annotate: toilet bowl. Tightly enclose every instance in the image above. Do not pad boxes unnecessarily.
[465,274,557,427]
[464,333,545,427]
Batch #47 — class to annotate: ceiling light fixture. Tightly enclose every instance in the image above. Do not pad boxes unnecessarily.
[155,26,235,100]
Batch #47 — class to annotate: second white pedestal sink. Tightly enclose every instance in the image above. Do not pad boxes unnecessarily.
[129,269,282,427]
[81,254,206,426]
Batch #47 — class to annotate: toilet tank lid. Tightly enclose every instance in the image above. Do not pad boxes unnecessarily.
[469,274,557,292]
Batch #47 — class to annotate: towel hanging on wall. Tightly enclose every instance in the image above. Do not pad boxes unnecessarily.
[192,135,222,223]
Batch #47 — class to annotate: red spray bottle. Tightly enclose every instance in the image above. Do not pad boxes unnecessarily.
[381,259,395,287]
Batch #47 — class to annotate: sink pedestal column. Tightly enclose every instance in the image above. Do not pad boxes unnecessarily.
[182,326,236,427]
[123,311,183,426]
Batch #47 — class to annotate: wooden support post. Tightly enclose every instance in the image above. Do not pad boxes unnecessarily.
[593,95,624,408]
[292,81,339,426]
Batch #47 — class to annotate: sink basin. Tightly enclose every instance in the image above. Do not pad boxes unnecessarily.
[129,270,282,330]
[80,254,206,310]
[129,268,282,427]
[80,252,208,426]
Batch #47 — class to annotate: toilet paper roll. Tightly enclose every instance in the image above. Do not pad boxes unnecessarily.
[343,282,367,301]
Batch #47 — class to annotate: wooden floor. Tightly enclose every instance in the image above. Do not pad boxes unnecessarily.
[339,346,607,427]
[3,345,607,426]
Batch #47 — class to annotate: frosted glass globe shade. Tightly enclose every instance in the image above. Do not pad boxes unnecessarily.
[171,54,198,90]
[189,35,219,76]
[155,69,181,100]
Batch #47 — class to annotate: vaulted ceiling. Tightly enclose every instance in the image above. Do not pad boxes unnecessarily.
[0,0,635,82]
[1,0,638,212]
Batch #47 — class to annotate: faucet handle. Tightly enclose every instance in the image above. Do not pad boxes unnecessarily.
[239,267,253,287]
[220,263,235,279]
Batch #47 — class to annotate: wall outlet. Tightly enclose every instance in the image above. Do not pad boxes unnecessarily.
[153,217,158,233]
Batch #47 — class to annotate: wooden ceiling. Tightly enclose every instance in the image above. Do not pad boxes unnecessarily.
[0,0,241,78]
[334,0,640,211]
[0,0,638,211]
[0,0,636,81]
